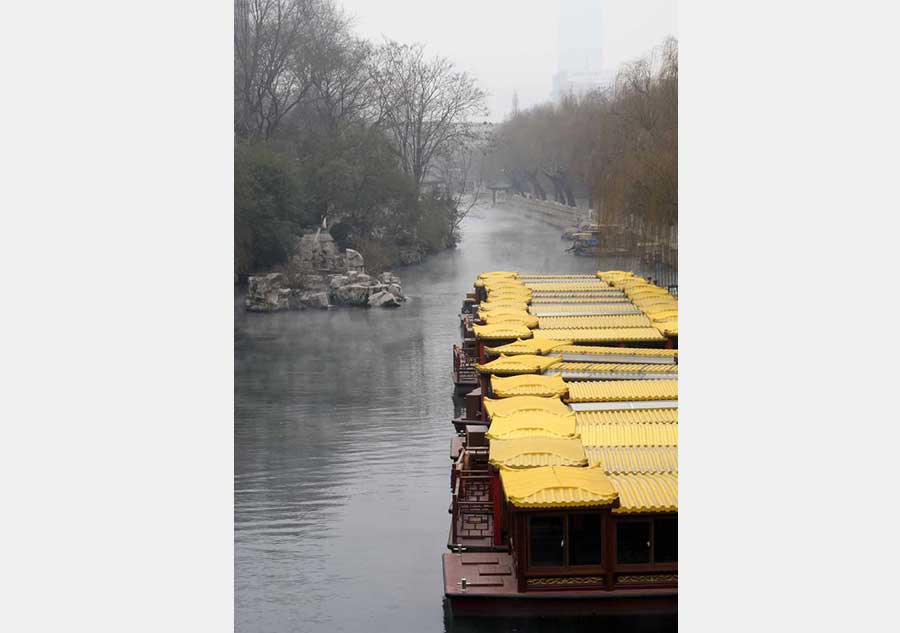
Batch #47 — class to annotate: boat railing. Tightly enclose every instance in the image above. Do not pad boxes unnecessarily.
[450,467,493,545]
[453,344,479,382]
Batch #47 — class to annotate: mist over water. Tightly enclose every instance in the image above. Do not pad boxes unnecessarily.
[235,202,674,632]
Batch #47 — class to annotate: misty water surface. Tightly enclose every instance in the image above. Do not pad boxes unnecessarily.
[235,201,675,632]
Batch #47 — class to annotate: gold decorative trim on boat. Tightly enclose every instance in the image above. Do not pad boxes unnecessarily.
[527,576,605,587]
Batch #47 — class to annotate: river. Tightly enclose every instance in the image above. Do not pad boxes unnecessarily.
[235,201,675,632]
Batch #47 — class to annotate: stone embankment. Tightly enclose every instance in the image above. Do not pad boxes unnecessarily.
[496,196,588,229]
[245,231,407,312]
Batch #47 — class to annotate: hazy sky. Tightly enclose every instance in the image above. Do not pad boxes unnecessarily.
[338,0,677,121]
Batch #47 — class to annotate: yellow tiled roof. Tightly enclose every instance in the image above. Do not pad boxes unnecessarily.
[635,304,678,317]
[519,274,597,280]
[552,362,679,374]
[487,281,530,290]
[487,283,530,293]
[632,290,675,301]
[531,296,625,304]
[473,323,534,341]
[596,270,635,278]
[575,408,679,425]
[479,301,530,312]
[653,319,678,337]
[484,338,572,356]
[483,395,572,420]
[524,282,611,292]
[576,422,678,447]
[633,297,677,310]
[609,473,678,514]
[596,271,637,283]
[529,303,641,314]
[530,291,620,297]
[551,345,678,359]
[481,310,539,328]
[486,411,578,440]
[476,354,561,375]
[566,379,679,403]
[491,374,569,398]
[483,276,524,285]
[611,278,652,290]
[489,438,587,469]
[632,296,674,309]
[483,283,528,295]
[486,297,532,308]
[639,297,676,309]
[537,314,652,330]
[585,446,679,474]
[476,273,519,288]
[487,291,532,303]
[533,327,666,343]
[626,285,670,296]
[500,466,619,508]
[485,278,527,287]
[478,271,519,279]
[484,317,540,331]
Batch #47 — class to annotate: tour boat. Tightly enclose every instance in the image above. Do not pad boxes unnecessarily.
[452,295,480,393]
[443,270,678,616]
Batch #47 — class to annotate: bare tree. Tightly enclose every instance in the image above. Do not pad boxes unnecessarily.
[235,2,495,271]
[524,168,547,200]
[235,0,305,139]
[432,122,496,237]
[492,37,677,237]
[371,41,487,195]
[305,12,375,134]
[234,0,355,140]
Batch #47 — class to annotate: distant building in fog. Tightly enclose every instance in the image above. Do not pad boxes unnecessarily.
[552,69,615,101]
[552,0,613,101]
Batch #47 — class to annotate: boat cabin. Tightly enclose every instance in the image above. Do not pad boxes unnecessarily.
[501,465,677,592]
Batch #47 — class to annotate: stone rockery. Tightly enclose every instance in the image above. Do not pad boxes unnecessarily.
[245,230,407,312]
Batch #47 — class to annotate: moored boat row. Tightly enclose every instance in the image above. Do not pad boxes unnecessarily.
[444,270,678,617]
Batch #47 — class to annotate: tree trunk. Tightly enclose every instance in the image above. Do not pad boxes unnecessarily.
[509,171,527,196]
[525,169,546,200]
[544,170,565,204]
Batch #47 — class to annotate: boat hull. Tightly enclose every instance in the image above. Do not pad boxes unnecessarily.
[452,375,478,394]
[446,591,677,617]
[443,553,676,617]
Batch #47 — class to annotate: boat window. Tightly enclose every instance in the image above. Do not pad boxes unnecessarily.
[616,520,651,564]
[529,515,565,567]
[654,517,677,563]
[568,513,603,566]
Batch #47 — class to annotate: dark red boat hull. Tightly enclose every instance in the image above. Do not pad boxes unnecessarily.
[446,591,677,617]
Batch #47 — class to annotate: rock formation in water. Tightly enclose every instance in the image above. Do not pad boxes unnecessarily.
[245,231,406,312]
[289,232,345,272]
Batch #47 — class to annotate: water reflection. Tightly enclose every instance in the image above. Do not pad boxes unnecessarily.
[235,202,673,632]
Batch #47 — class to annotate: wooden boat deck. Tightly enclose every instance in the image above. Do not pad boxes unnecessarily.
[443,552,517,595]
[451,419,486,433]
[450,436,464,461]
[443,553,677,616]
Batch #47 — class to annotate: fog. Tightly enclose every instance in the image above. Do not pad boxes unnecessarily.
[234,1,679,629]
[338,0,677,120]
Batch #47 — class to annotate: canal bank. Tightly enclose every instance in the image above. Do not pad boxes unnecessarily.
[235,201,673,632]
